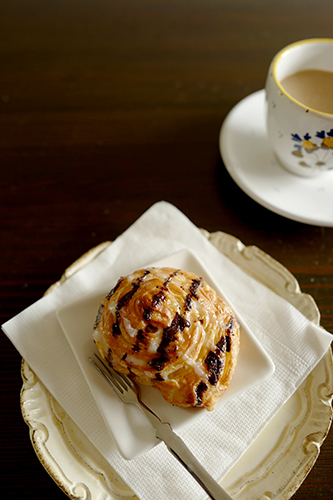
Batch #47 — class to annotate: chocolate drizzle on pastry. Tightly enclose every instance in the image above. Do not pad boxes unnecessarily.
[93,303,104,329]
[196,381,208,406]
[105,277,124,300]
[162,271,178,289]
[152,290,166,308]
[117,272,149,310]
[149,312,190,370]
[112,318,121,336]
[216,335,226,352]
[205,350,225,385]
[113,270,152,336]
[184,277,202,311]
[143,272,177,320]
[149,355,169,371]
[158,312,190,354]
[225,317,234,352]
[92,266,240,412]
[146,324,158,333]
[189,278,202,298]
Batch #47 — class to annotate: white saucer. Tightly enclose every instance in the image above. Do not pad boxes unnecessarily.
[219,90,333,227]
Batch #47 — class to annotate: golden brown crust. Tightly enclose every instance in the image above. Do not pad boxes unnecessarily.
[93,267,240,411]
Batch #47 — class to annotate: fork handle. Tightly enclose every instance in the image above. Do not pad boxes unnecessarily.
[163,430,233,500]
[138,404,233,500]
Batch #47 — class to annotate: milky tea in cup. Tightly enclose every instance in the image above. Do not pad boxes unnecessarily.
[265,39,333,177]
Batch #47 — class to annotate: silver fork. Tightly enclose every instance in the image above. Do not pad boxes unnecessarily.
[89,353,233,500]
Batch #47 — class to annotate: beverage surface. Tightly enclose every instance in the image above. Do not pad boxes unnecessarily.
[281,69,333,114]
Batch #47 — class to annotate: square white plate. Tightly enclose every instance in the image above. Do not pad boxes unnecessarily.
[57,249,275,460]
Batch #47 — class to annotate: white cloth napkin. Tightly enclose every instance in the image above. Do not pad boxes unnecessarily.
[2,201,332,500]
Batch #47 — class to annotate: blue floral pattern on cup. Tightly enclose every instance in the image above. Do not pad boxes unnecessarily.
[291,129,333,171]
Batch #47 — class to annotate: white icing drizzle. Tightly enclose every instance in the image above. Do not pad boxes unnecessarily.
[206,339,217,352]
[92,328,102,343]
[122,317,137,337]
[194,299,205,317]
[126,273,135,283]
[148,337,160,353]
[108,300,117,316]
[92,328,108,357]
[147,327,163,353]
[183,353,207,379]
[126,354,146,366]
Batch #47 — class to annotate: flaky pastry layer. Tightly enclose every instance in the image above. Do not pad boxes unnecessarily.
[93,267,240,411]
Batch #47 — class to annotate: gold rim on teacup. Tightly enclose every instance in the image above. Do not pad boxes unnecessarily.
[271,38,333,118]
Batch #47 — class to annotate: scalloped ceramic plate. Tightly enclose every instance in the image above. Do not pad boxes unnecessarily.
[20,233,333,500]
[56,249,274,459]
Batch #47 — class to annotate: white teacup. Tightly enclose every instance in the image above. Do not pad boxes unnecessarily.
[265,38,333,177]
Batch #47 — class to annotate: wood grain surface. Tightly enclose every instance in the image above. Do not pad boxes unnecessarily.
[1,1,332,499]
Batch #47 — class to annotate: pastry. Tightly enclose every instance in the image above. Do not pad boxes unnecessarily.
[93,267,240,411]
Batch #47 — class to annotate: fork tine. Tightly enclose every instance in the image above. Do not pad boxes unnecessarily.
[108,366,130,392]
[92,353,127,390]
[89,355,124,394]
[92,352,136,393]
[115,369,137,391]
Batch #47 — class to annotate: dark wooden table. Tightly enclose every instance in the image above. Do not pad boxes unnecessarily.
[1,1,332,499]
